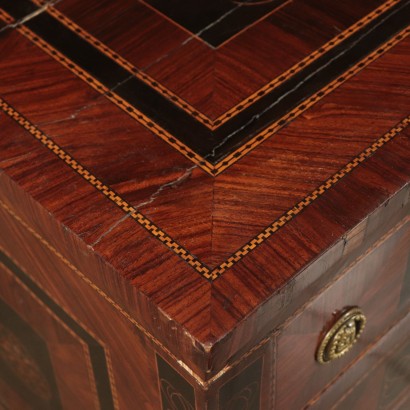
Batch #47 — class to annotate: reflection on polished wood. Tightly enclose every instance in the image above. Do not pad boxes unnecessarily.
[0,0,409,408]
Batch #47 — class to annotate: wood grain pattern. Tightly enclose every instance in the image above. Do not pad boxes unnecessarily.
[0,198,274,408]
[0,16,409,277]
[276,219,410,409]
[0,261,104,410]
[139,0,396,119]
[0,208,166,409]
[2,0,407,173]
[0,0,409,407]
[44,0,394,121]
[335,339,410,410]
[310,313,410,410]
[0,0,408,366]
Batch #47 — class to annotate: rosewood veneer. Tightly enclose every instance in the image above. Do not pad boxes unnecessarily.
[0,0,409,408]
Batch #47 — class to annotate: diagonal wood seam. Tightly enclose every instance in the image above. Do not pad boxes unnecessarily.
[0,201,209,388]
[0,26,409,279]
[1,6,408,176]
[31,0,403,129]
[0,6,409,279]
[0,7,407,176]
[139,0,293,52]
[0,7,215,175]
[0,197,266,391]
[211,27,410,173]
[1,200,407,390]
[1,90,410,282]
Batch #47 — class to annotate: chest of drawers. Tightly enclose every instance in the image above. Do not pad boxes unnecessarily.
[0,0,409,408]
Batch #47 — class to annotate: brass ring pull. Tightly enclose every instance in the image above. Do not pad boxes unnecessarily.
[316,307,366,364]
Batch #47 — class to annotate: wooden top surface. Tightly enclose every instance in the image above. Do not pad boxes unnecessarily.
[0,0,409,378]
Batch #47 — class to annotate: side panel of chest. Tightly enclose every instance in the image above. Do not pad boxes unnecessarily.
[275,218,410,410]
[1,191,409,410]
[0,201,164,410]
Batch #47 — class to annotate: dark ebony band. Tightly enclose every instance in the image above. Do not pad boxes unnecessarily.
[145,0,287,47]
[0,0,409,167]
[156,355,196,410]
[0,251,116,410]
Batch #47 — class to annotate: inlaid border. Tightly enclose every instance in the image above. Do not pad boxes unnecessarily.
[211,27,410,174]
[213,119,410,276]
[0,296,62,409]
[0,201,208,388]
[141,0,288,48]
[218,357,263,409]
[31,0,402,129]
[1,94,408,281]
[156,354,196,410]
[0,96,210,277]
[0,0,407,175]
[0,7,215,175]
[0,3,409,279]
[0,250,118,410]
[1,201,408,392]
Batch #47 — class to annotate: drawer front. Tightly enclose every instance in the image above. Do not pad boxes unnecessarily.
[309,312,410,410]
[276,218,410,410]
[332,336,410,410]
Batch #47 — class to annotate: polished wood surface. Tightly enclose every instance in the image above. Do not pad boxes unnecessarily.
[335,338,410,410]
[310,313,410,410]
[0,206,162,409]
[276,219,410,409]
[1,202,408,409]
[0,0,409,408]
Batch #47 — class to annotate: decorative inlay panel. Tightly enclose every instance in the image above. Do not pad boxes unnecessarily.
[0,298,61,409]
[219,358,263,410]
[156,354,196,410]
[0,251,116,410]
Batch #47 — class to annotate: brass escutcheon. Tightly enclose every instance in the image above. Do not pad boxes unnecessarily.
[316,307,366,364]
